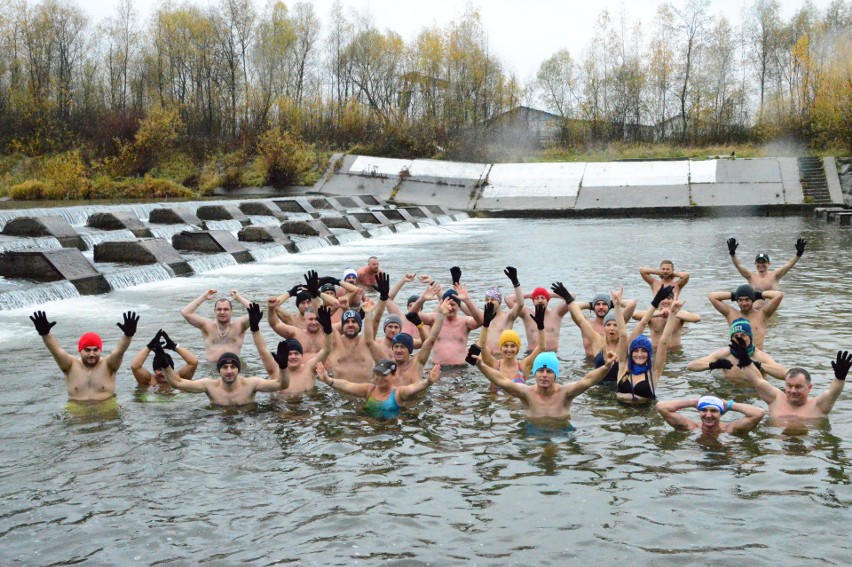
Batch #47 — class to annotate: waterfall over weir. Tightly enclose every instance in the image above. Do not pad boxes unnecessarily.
[0,196,463,310]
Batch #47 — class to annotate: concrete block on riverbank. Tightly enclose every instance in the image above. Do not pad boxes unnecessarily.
[148,208,202,226]
[87,211,153,238]
[0,249,110,295]
[93,239,193,276]
[1,216,85,250]
[238,226,298,252]
[172,230,253,263]
[195,205,250,225]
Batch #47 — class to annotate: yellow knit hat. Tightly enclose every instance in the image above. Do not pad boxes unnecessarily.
[498,330,522,349]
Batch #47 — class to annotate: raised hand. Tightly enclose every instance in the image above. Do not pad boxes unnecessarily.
[272,341,291,369]
[29,311,56,336]
[651,285,674,309]
[287,283,306,297]
[159,329,178,351]
[832,350,851,381]
[504,266,520,287]
[152,344,172,370]
[317,306,333,334]
[405,311,422,327]
[375,272,390,301]
[482,302,496,328]
[450,266,462,285]
[427,364,442,384]
[727,238,738,256]
[531,304,546,330]
[247,302,262,332]
[319,275,339,286]
[304,270,320,297]
[147,331,164,351]
[728,336,752,368]
[708,358,734,370]
[117,311,139,337]
[203,289,217,301]
[550,281,573,304]
[795,238,806,257]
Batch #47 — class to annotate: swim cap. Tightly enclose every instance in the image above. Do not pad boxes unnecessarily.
[343,267,358,281]
[486,286,503,303]
[152,352,174,371]
[342,309,362,330]
[372,359,398,376]
[531,287,550,301]
[78,332,103,352]
[284,338,303,354]
[407,294,419,307]
[729,318,755,355]
[498,329,522,349]
[603,311,617,324]
[628,335,653,374]
[735,284,756,301]
[383,314,403,331]
[591,293,611,310]
[532,352,559,377]
[319,283,336,294]
[697,395,726,414]
[442,289,461,305]
[217,352,241,371]
[755,253,770,263]
[392,332,414,353]
[295,291,312,305]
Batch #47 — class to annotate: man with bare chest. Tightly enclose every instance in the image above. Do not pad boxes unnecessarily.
[181,289,251,363]
[268,300,326,356]
[325,309,374,383]
[272,306,334,397]
[639,260,690,299]
[415,288,482,365]
[708,284,783,350]
[30,310,138,403]
[727,237,806,293]
[567,289,637,356]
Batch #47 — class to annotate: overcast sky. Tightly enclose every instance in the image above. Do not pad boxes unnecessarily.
[70,0,833,80]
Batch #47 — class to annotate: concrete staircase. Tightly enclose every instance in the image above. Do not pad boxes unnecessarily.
[798,157,832,204]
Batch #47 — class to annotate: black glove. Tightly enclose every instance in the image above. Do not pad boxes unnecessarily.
[147,331,164,351]
[450,266,462,285]
[287,283,306,297]
[504,266,520,287]
[152,344,171,371]
[550,282,573,305]
[708,359,733,370]
[304,270,320,297]
[754,291,764,300]
[832,350,851,381]
[482,303,495,328]
[248,302,262,332]
[375,272,390,301]
[117,311,139,337]
[358,308,366,320]
[651,285,674,309]
[405,312,422,327]
[317,306,333,334]
[728,337,752,368]
[159,329,178,351]
[319,276,339,286]
[727,238,738,256]
[272,341,290,370]
[795,238,806,257]
[531,304,546,330]
[30,311,56,336]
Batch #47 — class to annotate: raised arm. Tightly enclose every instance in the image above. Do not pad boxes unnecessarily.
[105,311,138,373]
[504,267,525,319]
[162,363,209,393]
[676,309,701,323]
[651,299,682,381]
[656,399,700,430]
[727,238,752,279]
[674,271,690,289]
[363,298,386,362]
[521,305,548,375]
[759,290,784,318]
[474,351,528,399]
[456,284,483,328]
[267,297,298,338]
[307,307,335,366]
[30,311,74,373]
[477,303,498,368]
[708,291,736,318]
[181,289,216,328]
[639,267,657,286]
[731,338,780,405]
[773,238,805,280]
[416,299,448,365]
[398,364,442,401]
[562,355,616,399]
[686,349,733,372]
[248,303,282,381]
[388,273,415,301]
[315,362,372,397]
[130,344,154,386]
[726,401,766,433]
[229,289,252,309]
[815,350,850,415]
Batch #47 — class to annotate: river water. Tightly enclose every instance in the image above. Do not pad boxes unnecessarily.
[1,215,850,565]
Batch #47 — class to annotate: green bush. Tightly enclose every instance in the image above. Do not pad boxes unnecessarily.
[9,179,48,199]
[255,128,316,188]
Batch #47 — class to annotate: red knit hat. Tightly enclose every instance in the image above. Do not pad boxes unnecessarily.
[531,287,551,301]
[78,332,103,352]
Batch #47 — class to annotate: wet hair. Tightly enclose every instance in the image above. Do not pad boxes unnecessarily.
[215,298,233,308]
[660,260,674,268]
[786,367,811,384]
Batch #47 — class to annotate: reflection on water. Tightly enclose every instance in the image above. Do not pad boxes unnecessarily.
[1,216,851,564]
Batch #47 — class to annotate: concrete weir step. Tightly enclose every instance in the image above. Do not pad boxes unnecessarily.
[798,157,832,204]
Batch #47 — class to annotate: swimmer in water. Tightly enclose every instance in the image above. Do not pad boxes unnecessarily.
[131,329,198,390]
[356,256,382,288]
[181,289,251,364]
[567,290,638,357]
[476,302,546,392]
[708,284,783,350]
[30,310,138,404]
[733,339,851,419]
[630,287,700,351]
[315,359,442,420]
[726,237,806,293]
[160,303,289,406]
[656,395,765,438]
[471,349,616,422]
[686,318,787,384]
[639,259,690,300]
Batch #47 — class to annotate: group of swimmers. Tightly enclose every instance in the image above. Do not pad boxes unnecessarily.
[31,242,851,438]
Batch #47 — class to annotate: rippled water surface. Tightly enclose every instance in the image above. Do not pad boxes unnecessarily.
[1,215,851,565]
